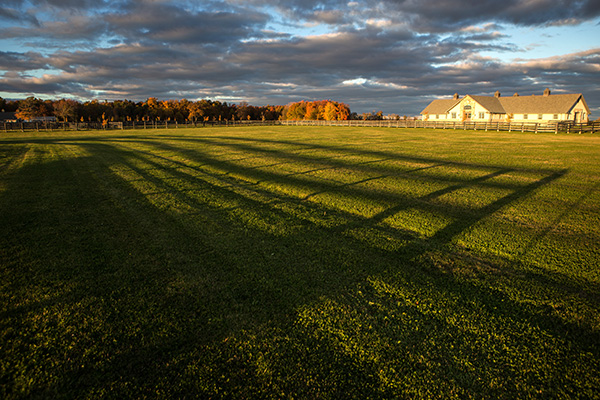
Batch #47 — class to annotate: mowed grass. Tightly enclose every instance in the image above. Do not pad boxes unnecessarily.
[1,126,599,398]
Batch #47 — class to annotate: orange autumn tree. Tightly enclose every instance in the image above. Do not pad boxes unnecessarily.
[284,100,351,121]
[15,96,43,121]
[304,102,319,120]
[284,101,307,120]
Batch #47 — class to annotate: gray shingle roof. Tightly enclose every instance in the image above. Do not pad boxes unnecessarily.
[421,99,461,115]
[498,94,585,114]
[468,96,505,114]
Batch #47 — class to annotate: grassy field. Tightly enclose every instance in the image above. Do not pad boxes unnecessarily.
[1,126,599,398]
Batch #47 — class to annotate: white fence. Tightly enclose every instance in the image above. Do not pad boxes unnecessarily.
[2,119,598,134]
[280,119,599,134]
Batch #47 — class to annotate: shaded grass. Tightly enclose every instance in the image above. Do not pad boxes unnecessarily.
[1,126,599,398]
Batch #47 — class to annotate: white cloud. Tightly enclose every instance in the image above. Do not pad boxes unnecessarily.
[366,19,392,28]
[342,78,367,85]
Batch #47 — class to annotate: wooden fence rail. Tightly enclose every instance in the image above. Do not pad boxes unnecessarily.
[2,119,599,134]
[280,120,599,133]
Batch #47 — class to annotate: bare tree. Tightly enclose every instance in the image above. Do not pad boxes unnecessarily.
[53,99,78,122]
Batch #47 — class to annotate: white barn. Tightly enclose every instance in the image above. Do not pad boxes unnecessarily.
[421,89,591,123]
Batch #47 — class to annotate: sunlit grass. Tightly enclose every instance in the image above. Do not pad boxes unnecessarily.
[1,126,599,398]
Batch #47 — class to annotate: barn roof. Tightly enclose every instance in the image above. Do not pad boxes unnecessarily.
[421,91,590,115]
[420,99,461,115]
[468,96,505,114]
[498,94,588,114]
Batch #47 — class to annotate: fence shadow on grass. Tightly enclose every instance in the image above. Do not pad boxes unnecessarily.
[1,133,599,397]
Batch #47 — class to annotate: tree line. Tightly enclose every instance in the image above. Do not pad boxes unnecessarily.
[1,97,389,123]
[2,97,283,123]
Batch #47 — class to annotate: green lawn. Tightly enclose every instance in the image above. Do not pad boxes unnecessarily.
[1,126,599,398]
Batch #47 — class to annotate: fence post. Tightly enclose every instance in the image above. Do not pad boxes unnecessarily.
[555,123,558,134]
[579,123,583,134]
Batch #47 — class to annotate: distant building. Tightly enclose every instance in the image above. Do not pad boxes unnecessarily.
[421,89,591,123]
[0,112,17,122]
[29,116,57,122]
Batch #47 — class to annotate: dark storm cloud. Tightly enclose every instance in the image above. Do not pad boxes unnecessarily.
[104,2,270,46]
[0,6,40,26]
[0,16,106,43]
[0,72,71,95]
[23,0,108,10]
[18,26,516,104]
[242,0,600,31]
[0,1,269,46]
[0,51,47,71]
[388,0,600,31]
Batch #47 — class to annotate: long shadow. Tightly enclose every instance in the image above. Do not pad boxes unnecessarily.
[86,137,587,293]
[2,135,598,397]
[100,135,537,191]
[105,137,536,233]
[114,136,598,307]
[165,133,564,175]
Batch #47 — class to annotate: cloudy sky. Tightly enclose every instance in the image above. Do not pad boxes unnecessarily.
[1,0,599,116]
